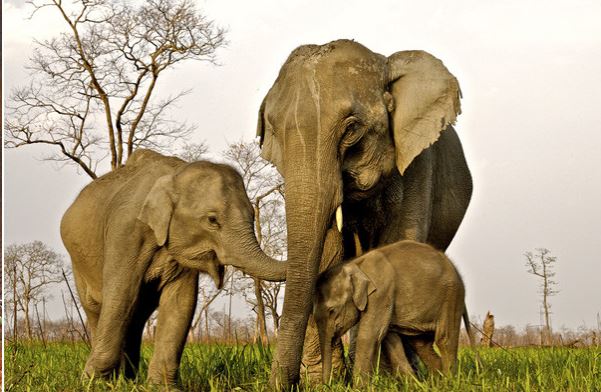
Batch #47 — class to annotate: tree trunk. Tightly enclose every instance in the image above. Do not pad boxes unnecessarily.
[12,264,18,339]
[542,260,551,345]
[24,299,32,340]
[254,278,268,345]
[204,307,210,343]
[272,309,280,338]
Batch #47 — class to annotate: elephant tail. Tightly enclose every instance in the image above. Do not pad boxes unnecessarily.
[463,306,482,370]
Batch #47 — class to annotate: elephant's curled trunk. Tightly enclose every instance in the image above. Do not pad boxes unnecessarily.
[225,229,287,282]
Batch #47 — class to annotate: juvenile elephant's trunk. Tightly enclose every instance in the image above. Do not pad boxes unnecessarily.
[226,229,287,282]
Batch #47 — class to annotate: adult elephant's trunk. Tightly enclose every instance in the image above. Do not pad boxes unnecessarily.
[270,168,341,387]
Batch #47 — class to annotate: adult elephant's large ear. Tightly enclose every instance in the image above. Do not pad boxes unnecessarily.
[256,95,284,170]
[138,175,174,247]
[386,50,461,175]
[256,97,267,147]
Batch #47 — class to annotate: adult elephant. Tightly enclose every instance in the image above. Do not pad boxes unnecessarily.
[61,149,287,386]
[256,39,472,387]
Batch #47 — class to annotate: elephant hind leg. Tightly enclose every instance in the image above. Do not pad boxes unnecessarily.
[435,318,460,373]
[408,334,442,373]
[81,303,99,347]
[381,332,413,377]
[123,287,159,379]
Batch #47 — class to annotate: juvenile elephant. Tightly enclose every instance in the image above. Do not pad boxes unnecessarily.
[313,240,475,384]
[61,149,287,386]
[256,39,472,385]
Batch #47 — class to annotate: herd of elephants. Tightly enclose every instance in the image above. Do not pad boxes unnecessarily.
[60,39,475,389]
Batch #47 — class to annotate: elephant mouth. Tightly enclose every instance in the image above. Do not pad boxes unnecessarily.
[175,250,218,268]
[343,171,386,201]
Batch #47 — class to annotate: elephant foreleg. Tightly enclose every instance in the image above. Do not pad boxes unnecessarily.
[352,309,390,386]
[147,270,198,386]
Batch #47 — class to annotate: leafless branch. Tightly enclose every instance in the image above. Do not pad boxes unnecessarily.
[6,0,226,176]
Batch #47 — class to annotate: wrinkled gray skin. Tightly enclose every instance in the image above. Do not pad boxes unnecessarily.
[314,240,476,384]
[61,149,287,386]
[257,39,472,387]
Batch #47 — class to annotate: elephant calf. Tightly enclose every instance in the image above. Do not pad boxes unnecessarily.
[61,149,286,386]
[313,240,475,383]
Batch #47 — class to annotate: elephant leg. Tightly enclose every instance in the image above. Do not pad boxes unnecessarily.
[84,256,149,378]
[436,322,460,373]
[381,332,414,377]
[408,334,442,373]
[85,310,99,349]
[122,287,159,379]
[73,273,99,346]
[352,314,389,386]
[147,270,198,386]
[348,324,358,366]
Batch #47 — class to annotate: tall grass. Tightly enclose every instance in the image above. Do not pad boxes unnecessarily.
[5,341,600,391]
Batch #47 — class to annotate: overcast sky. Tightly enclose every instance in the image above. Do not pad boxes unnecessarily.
[4,0,601,330]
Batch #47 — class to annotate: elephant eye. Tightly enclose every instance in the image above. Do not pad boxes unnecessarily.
[206,214,220,229]
[341,119,363,148]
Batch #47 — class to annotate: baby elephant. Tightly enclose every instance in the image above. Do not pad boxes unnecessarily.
[314,240,475,383]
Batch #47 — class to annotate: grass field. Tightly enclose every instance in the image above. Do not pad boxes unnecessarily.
[5,342,600,391]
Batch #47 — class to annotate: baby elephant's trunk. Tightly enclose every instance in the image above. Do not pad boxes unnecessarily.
[319,330,333,383]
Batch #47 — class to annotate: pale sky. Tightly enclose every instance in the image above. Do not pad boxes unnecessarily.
[4,0,601,330]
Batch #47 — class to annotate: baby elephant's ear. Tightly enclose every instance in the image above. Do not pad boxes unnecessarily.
[138,175,174,247]
[345,263,376,312]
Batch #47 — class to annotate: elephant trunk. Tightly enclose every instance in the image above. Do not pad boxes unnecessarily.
[319,327,334,383]
[270,167,341,386]
[224,227,287,282]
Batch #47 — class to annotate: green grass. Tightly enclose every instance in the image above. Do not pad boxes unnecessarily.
[5,342,601,391]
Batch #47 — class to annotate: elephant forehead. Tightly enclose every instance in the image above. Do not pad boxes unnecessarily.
[266,69,383,131]
[288,39,383,71]
[320,277,350,299]
[272,41,385,105]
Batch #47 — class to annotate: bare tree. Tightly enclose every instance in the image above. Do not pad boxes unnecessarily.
[5,0,226,178]
[524,248,559,345]
[222,140,286,341]
[177,141,209,162]
[5,241,64,340]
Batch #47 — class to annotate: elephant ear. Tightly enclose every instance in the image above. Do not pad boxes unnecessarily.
[344,262,376,312]
[386,50,461,175]
[138,175,174,247]
[256,93,284,171]
[256,96,267,146]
